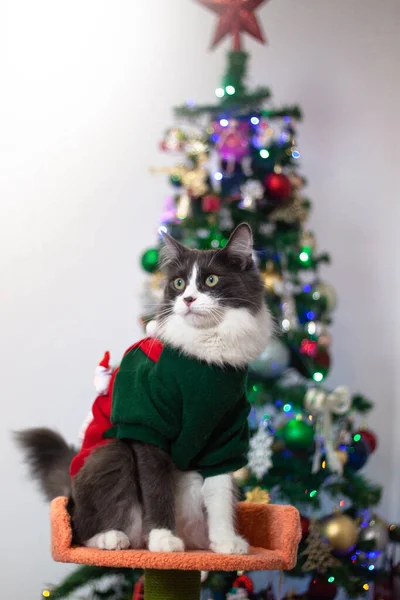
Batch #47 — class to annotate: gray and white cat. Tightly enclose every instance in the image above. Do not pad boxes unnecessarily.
[16,223,272,554]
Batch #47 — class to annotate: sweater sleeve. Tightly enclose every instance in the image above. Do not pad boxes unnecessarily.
[109,348,182,453]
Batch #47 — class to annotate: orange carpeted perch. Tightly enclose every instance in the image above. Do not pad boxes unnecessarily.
[51,496,300,599]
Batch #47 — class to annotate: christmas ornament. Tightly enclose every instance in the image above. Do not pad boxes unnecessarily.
[160,127,185,152]
[304,386,351,475]
[233,466,250,485]
[185,137,208,156]
[176,193,192,220]
[264,172,291,201]
[141,247,159,273]
[233,575,254,594]
[198,0,268,51]
[133,577,144,600]
[307,577,338,600]
[247,424,273,479]
[313,281,337,312]
[358,515,389,552]
[281,419,314,451]
[300,515,310,541]
[215,119,249,174]
[93,351,112,396]
[202,193,221,213]
[240,179,264,210]
[249,338,290,378]
[245,486,270,503]
[151,153,209,197]
[347,438,370,471]
[358,428,378,453]
[319,512,359,553]
[302,521,341,573]
[261,263,283,295]
[270,194,309,224]
[296,346,331,381]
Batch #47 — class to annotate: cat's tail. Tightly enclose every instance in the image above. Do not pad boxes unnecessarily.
[14,428,76,501]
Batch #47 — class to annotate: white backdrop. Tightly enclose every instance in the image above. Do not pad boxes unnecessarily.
[1,0,399,596]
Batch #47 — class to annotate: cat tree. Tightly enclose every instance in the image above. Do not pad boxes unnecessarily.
[51,496,301,600]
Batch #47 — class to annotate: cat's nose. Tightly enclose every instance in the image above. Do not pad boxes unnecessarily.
[183,296,196,306]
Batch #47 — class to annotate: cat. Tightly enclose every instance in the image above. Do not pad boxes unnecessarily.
[16,223,272,554]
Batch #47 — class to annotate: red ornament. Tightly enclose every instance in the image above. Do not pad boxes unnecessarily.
[198,0,268,51]
[358,429,378,453]
[233,575,254,594]
[133,577,144,600]
[202,194,221,213]
[307,577,338,600]
[264,173,292,201]
[300,515,310,541]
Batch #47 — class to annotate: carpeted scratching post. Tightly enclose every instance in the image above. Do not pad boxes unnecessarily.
[50,496,301,600]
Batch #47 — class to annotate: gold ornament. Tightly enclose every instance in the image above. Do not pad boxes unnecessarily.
[245,487,270,504]
[261,262,283,294]
[150,152,209,197]
[335,449,348,466]
[176,193,191,220]
[319,513,359,553]
[232,467,250,485]
[270,195,309,224]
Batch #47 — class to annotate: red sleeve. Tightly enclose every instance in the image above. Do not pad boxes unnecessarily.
[70,369,118,477]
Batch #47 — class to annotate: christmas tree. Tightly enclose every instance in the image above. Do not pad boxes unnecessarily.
[45,1,399,599]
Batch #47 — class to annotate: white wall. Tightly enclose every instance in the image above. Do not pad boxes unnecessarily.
[1,0,399,596]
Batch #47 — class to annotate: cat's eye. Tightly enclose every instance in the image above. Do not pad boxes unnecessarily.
[173,278,186,290]
[205,274,219,287]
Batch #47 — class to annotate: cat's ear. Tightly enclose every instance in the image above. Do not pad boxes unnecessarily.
[159,232,187,268]
[223,223,253,267]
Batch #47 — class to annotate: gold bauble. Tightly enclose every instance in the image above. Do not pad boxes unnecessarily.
[335,450,348,466]
[320,513,359,552]
[261,262,283,294]
[232,467,250,486]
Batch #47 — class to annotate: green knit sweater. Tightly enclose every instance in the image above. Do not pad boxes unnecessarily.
[105,342,250,478]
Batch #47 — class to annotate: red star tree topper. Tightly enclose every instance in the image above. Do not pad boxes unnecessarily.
[197,0,269,51]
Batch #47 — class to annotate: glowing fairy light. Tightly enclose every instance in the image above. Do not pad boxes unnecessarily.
[251,116,260,125]
[225,85,235,95]
[220,118,229,127]
[259,149,270,159]
[313,372,324,382]
[215,87,225,98]
[214,172,223,181]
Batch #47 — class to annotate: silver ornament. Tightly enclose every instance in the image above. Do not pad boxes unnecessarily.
[358,516,389,552]
[249,338,290,378]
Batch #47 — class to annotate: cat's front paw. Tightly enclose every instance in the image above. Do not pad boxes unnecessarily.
[148,528,185,552]
[85,530,130,550]
[210,535,249,555]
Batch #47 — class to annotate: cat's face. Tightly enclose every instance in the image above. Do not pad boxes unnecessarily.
[158,224,265,330]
